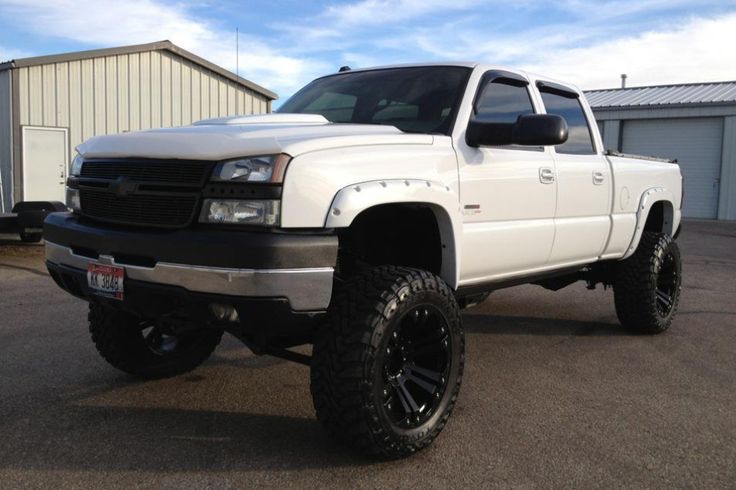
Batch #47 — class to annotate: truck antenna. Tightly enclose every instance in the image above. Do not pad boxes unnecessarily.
[236,27,239,113]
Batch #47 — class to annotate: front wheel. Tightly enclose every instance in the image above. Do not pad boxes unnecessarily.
[614,232,682,334]
[89,304,223,379]
[19,231,42,243]
[311,266,464,459]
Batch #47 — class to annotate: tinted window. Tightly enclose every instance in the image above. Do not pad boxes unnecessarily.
[474,81,535,123]
[278,66,471,135]
[540,92,596,154]
[302,92,357,121]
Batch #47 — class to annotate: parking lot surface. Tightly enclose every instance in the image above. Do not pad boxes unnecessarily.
[1,220,735,489]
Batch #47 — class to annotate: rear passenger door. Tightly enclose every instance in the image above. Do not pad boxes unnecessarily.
[537,82,612,265]
[456,71,557,284]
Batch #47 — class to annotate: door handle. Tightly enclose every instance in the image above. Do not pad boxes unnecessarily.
[593,171,605,185]
[539,167,555,184]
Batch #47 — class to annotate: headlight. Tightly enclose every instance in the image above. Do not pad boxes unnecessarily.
[70,154,84,176]
[66,187,81,212]
[210,154,290,183]
[199,199,281,226]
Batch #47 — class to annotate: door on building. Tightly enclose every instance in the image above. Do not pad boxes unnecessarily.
[622,118,723,219]
[22,126,68,202]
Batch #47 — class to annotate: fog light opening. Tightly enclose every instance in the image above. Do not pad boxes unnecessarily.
[209,303,239,323]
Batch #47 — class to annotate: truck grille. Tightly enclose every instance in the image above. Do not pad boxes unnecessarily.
[80,190,199,228]
[80,159,212,185]
[76,159,213,228]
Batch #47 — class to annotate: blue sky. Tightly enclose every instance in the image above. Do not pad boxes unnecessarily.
[1,0,736,105]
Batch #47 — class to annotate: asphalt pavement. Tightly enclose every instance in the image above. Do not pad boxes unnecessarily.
[0,220,734,489]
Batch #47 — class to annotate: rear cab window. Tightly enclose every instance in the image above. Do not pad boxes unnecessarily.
[537,83,597,155]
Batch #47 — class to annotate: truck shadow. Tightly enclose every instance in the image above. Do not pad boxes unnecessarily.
[462,313,627,337]
[0,378,378,474]
[0,317,629,476]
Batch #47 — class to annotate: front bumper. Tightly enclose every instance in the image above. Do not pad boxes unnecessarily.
[47,261,324,342]
[44,212,337,311]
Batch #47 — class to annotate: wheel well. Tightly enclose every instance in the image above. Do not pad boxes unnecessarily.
[336,204,443,277]
[644,200,674,235]
[644,202,664,232]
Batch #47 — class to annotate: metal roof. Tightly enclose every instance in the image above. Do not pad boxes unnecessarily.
[0,40,277,100]
[585,81,736,109]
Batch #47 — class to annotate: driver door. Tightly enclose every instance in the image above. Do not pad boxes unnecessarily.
[456,72,557,285]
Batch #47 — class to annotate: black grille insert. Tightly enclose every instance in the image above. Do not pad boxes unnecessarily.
[76,159,213,228]
[81,159,213,185]
[80,189,199,228]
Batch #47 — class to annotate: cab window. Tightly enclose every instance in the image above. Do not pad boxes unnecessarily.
[539,91,596,155]
[279,66,471,135]
[474,80,535,123]
[302,92,357,122]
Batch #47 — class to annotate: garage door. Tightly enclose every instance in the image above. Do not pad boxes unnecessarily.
[622,118,723,219]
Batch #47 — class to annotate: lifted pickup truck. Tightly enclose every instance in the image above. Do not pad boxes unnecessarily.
[45,63,683,458]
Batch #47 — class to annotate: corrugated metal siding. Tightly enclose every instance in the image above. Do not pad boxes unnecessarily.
[622,118,723,219]
[16,49,271,164]
[586,82,736,109]
[0,69,12,211]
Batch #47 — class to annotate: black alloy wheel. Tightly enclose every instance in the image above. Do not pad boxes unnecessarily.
[89,304,223,379]
[654,249,679,318]
[379,305,451,429]
[311,266,464,459]
[614,231,682,334]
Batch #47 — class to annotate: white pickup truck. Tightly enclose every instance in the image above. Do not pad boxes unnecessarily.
[44,63,683,458]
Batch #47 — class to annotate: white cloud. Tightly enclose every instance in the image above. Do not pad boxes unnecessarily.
[1,0,735,99]
[322,0,482,25]
[519,13,736,88]
[0,0,328,97]
[405,10,736,89]
[0,45,31,63]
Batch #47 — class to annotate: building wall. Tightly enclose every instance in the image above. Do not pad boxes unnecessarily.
[719,117,736,220]
[12,49,271,202]
[0,69,11,212]
[621,117,723,219]
[592,106,736,220]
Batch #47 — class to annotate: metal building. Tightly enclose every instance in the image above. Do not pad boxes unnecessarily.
[586,82,736,220]
[0,40,277,213]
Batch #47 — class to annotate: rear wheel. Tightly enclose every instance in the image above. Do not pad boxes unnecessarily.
[614,232,682,334]
[311,266,464,459]
[89,304,222,379]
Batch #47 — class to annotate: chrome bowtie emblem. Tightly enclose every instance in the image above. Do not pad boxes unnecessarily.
[109,176,138,197]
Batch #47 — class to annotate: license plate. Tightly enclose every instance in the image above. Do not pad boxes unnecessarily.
[87,263,125,300]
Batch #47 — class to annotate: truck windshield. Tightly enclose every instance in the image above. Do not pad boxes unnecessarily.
[278,66,471,135]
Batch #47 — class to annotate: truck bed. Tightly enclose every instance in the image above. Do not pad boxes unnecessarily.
[604,149,677,164]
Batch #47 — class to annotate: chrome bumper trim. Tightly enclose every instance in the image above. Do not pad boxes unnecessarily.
[45,241,333,311]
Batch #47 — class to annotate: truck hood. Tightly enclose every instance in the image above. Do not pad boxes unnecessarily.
[77,113,434,160]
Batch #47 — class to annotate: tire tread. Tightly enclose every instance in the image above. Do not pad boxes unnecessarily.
[614,232,681,334]
[89,304,222,379]
[310,265,463,458]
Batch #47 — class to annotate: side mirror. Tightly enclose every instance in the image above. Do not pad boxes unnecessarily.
[466,114,569,147]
